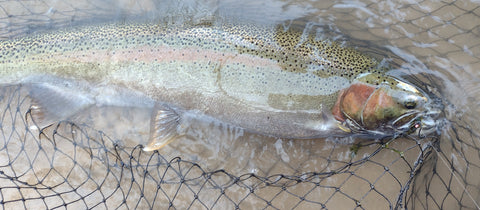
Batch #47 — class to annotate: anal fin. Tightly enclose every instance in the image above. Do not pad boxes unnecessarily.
[143,103,183,151]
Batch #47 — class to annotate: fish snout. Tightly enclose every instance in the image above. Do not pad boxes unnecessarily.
[415,107,442,137]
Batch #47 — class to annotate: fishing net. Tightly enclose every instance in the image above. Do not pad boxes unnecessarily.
[0,0,479,209]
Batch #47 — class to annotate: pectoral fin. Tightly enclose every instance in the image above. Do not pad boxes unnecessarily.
[143,103,183,151]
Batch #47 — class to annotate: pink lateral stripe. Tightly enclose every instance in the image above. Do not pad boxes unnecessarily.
[43,45,280,68]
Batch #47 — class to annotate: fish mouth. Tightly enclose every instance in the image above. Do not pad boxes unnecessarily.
[343,107,442,139]
[408,108,442,138]
[390,109,441,136]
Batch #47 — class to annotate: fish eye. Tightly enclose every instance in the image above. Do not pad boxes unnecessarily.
[404,100,417,109]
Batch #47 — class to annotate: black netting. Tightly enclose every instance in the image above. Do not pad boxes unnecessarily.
[0,0,479,209]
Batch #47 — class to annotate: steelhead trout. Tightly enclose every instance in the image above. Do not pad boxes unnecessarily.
[0,22,439,150]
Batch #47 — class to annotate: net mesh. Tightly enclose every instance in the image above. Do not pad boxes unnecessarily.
[0,0,479,209]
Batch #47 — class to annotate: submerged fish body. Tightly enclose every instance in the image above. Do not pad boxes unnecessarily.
[0,22,439,150]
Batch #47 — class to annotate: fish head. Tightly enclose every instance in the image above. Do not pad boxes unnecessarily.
[332,73,441,137]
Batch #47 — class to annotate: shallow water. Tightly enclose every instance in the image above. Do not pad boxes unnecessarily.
[0,0,479,209]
